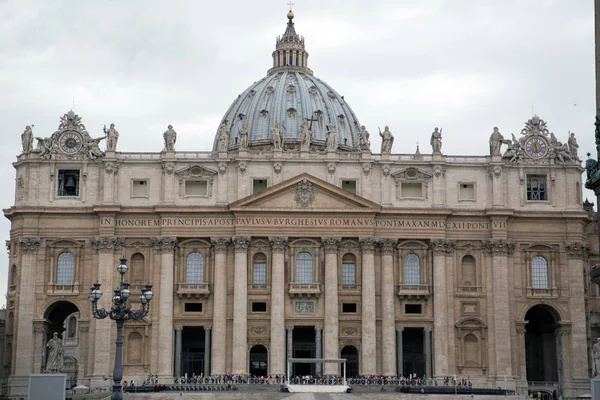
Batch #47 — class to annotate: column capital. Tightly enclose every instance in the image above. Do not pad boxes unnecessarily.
[483,239,515,255]
[151,236,178,254]
[232,236,251,253]
[91,236,124,254]
[359,237,377,254]
[396,326,404,333]
[516,320,528,334]
[565,242,588,259]
[211,237,230,253]
[424,327,432,333]
[269,236,288,253]
[321,237,341,254]
[19,237,41,253]
[379,238,397,255]
[286,326,294,332]
[174,326,183,332]
[429,239,454,254]
[204,325,212,332]
[78,321,90,333]
[314,325,323,332]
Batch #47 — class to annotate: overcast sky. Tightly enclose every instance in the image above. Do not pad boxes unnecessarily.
[0,0,596,306]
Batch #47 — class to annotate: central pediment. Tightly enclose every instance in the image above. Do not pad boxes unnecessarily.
[228,173,381,213]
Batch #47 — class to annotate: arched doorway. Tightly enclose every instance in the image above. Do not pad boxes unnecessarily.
[525,305,559,382]
[249,345,268,377]
[341,346,359,377]
[43,301,80,384]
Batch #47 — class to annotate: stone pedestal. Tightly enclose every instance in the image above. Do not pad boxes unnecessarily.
[322,237,340,375]
[211,237,230,375]
[269,236,287,375]
[232,236,250,374]
[359,237,376,375]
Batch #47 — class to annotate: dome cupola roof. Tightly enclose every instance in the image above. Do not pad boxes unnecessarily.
[214,11,363,153]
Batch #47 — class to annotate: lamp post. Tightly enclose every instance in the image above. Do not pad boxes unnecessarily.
[89,257,154,400]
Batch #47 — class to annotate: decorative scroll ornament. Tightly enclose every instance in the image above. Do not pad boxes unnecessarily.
[151,237,178,253]
[565,242,588,259]
[294,301,314,314]
[91,236,125,253]
[295,179,315,208]
[483,239,515,255]
[342,327,357,336]
[19,237,41,253]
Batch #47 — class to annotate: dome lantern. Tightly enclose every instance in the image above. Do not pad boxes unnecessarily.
[269,10,311,75]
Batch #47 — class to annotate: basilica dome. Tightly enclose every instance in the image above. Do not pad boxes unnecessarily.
[214,12,362,152]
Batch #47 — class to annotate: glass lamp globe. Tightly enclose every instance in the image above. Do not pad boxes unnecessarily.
[112,295,121,305]
[117,258,128,275]
[121,288,131,299]
[92,288,103,301]
[143,289,154,301]
[140,295,148,305]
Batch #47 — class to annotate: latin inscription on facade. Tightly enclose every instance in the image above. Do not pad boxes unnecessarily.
[102,217,507,230]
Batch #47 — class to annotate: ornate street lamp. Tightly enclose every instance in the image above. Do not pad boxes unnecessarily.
[89,257,154,400]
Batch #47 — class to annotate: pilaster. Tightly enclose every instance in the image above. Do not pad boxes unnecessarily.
[359,237,376,375]
[232,236,250,374]
[211,237,230,375]
[380,239,396,376]
[430,239,451,377]
[269,236,287,375]
[322,236,340,374]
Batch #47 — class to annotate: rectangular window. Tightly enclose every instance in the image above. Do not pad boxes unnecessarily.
[342,180,357,194]
[184,303,203,312]
[342,263,356,285]
[252,302,267,312]
[253,179,268,194]
[342,303,357,313]
[459,183,475,201]
[253,262,267,285]
[405,304,422,314]
[185,180,208,196]
[527,175,547,201]
[401,182,422,198]
[57,170,80,197]
[132,180,148,197]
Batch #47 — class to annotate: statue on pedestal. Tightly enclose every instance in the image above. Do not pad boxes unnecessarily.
[358,125,371,152]
[163,125,177,151]
[326,125,338,151]
[489,126,504,156]
[379,126,393,154]
[300,119,311,151]
[239,122,249,149]
[272,120,282,151]
[568,132,579,159]
[430,127,442,154]
[21,125,34,153]
[45,332,64,373]
[104,123,119,151]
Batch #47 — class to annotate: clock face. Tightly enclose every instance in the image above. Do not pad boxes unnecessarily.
[59,132,82,154]
[525,137,548,158]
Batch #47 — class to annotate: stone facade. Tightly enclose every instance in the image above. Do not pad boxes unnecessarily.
[3,10,594,399]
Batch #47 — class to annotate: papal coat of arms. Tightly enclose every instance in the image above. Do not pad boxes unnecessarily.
[294,179,315,207]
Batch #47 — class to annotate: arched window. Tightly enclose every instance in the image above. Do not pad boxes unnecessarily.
[130,253,145,284]
[253,253,267,285]
[342,254,356,286]
[186,252,205,284]
[403,253,420,285]
[462,255,476,287]
[464,334,479,366]
[296,252,313,283]
[10,265,16,286]
[56,252,74,285]
[7,312,13,334]
[531,256,549,289]
[127,332,142,364]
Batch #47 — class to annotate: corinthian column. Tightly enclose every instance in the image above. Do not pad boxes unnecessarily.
[565,242,589,382]
[211,237,230,375]
[430,239,451,377]
[232,236,250,374]
[15,237,40,376]
[91,236,124,382]
[380,239,396,376]
[359,237,377,375]
[322,237,341,375]
[484,239,514,382]
[269,236,287,375]
[153,236,178,381]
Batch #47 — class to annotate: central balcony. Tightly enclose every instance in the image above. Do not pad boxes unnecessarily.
[177,283,211,298]
[397,284,430,300]
[288,282,322,298]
